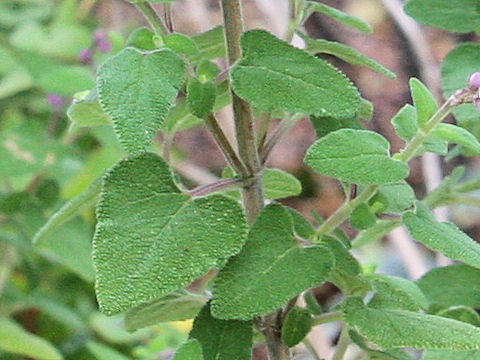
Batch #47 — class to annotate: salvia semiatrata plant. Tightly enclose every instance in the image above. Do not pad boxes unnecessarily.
[28,0,480,359]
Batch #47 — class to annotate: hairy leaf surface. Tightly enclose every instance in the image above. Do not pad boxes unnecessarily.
[93,153,248,314]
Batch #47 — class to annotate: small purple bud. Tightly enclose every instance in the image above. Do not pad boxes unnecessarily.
[469,72,480,90]
[78,48,93,64]
[93,29,112,53]
[46,94,64,109]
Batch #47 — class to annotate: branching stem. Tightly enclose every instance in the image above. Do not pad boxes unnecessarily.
[135,2,169,36]
[189,178,242,197]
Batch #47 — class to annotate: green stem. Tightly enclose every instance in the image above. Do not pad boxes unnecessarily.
[262,113,304,163]
[303,337,323,360]
[397,90,469,162]
[135,2,169,36]
[315,185,378,239]
[332,326,350,360]
[313,311,343,326]
[0,243,15,298]
[189,178,242,197]
[454,178,480,193]
[205,114,249,176]
[163,3,174,32]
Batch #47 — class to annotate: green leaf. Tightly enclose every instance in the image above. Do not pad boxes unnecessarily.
[67,89,112,127]
[436,306,480,327]
[172,340,204,360]
[344,296,480,350]
[303,37,395,79]
[311,115,363,139]
[303,291,323,315]
[192,26,226,62]
[404,0,480,33]
[187,78,216,119]
[126,27,156,50]
[189,304,252,360]
[97,47,186,154]
[0,317,63,360]
[281,307,313,347]
[93,153,248,314]
[305,129,409,184]
[392,104,418,141]
[442,43,480,97]
[305,1,372,33]
[211,204,334,320]
[432,123,480,154]
[124,290,208,331]
[423,350,480,360]
[417,265,480,308]
[263,168,302,199]
[349,330,414,360]
[350,203,376,230]
[365,274,428,311]
[403,204,480,269]
[287,208,315,239]
[196,60,221,81]
[371,182,415,214]
[231,30,360,118]
[409,78,438,128]
[89,312,149,344]
[164,33,199,56]
[33,178,101,246]
[87,342,131,360]
[353,219,400,248]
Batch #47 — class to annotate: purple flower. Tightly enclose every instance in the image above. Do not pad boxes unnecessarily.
[46,94,64,109]
[469,72,480,90]
[78,48,93,64]
[93,29,112,53]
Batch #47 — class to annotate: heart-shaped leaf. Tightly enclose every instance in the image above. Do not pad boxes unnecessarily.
[97,48,185,154]
[93,153,248,314]
[211,204,334,320]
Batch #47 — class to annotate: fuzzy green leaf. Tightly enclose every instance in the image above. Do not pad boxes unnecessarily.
[409,78,438,128]
[164,33,199,56]
[124,290,207,331]
[311,115,363,139]
[436,306,480,327]
[350,203,376,230]
[126,27,156,50]
[344,297,480,350]
[0,317,63,360]
[231,30,360,118]
[67,89,111,127]
[303,37,395,78]
[187,78,216,118]
[189,304,252,360]
[97,47,185,154]
[366,274,428,311]
[93,153,248,314]
[305,129,409,184]
[305,1,372,33]
[404,0,480,33]
[172,340,204,360]
[281,307,313,347]
[417,265,480,308]
[423,350,480,360]
[192,26,226,62]
[404,204,480,269]
[392,104,418,141]
[371,182,415,214]
[263,168,302,199]
[432,123,480,154]
[211,204,334,320]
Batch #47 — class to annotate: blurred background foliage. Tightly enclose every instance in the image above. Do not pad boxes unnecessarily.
[2,0,480,359]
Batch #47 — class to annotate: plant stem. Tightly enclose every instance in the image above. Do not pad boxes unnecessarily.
[313,311,343,326]
[0,243,15,298]
[397,90,470,162]
[262,113,304,163]
[221,2,289,359]
[135,2,169,36]
[205,114,249,176]
[163,3,174,32]
[332,326,350,360]
[303,338,323,360]
[315,185,378,240]
[189,178,242,197]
